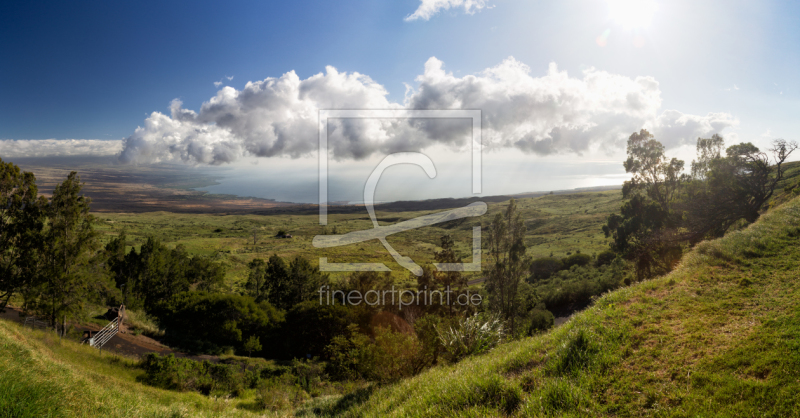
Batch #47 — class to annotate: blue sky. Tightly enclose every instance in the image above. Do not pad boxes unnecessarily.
[1,0,799,202]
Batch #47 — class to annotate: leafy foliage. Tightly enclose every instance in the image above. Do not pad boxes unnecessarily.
[244,254,328,310]
[152,291,282,354]
[0,158,45,312]
[436,313,505,362]
[485,199,531,335]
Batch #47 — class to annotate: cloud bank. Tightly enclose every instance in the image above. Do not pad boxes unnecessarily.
[0,139,122,158]
[405,0,493,22]
[116,57,738,165]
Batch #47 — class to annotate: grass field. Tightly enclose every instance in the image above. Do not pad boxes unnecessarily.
[91,161,800,289]
[93,189,624,286]
[0,319,280,418]
[5,189,800,416]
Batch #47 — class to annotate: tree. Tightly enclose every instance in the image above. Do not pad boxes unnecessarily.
[485,199,530,336]
[187,257,225,292]
[691,134,725,180]
[104,231,140,307]
[245,258,268,302]
[433,235,468,315]
[30,172,107,325]
[244,335,262,357]
[605,130,685,280]
[152,291,282,353]
[265,254,291,309]
[685,138,798,240]
[288,256,328,305]
[246,254,328,310]
[622,129,686,212]
[283,301,357,359]
[0,159,45,312]
[132,238,192,310]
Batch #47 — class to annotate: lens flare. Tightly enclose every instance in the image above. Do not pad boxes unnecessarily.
[596,29,611,47]
[607,0,657,29]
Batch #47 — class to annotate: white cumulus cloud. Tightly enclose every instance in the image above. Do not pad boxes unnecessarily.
[405,57,737,155]
[405,0,492,21]
[117,57,738,165]
[0,139,122,158]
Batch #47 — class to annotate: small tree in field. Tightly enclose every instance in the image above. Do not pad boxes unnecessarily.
[485,199,530,335]
[244,335,262,357]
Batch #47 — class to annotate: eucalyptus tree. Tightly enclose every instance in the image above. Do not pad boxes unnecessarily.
[0,159,46,312]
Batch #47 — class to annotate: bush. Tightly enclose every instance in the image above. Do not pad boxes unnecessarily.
[139,354,245,397]
[562,253,592,269]
[530,257,563,281]
[325,324,424,382]
[436,313,504,362]
[595,250,616,267]
[279,301,359,359]
[414,314,445,367]
[535,263,626,314]
[370,327,425,382]
[325,324,372,381]
[152,292,283,354]
[291,358,326,397]
[527,309,555,334]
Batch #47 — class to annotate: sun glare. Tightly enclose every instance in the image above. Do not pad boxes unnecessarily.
[607,0,657,29]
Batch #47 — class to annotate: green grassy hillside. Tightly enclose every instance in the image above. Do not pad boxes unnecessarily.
[0,321,276,418]
[298,193,800,417]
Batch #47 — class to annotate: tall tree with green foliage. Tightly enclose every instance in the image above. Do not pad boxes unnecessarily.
[0,159,46,312]
[604,130,685,280]
[245,258,268,302]
[485,199,530,336]
[31,172,108,325]
[433,235,467,315]
[245,254,328,310]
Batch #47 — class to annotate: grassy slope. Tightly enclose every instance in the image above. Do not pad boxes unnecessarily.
[0,321,279,418]
[300,193,800,417]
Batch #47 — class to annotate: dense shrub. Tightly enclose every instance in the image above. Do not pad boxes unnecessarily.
[138,354,250,396]
[325,324,372,381]
[536,262,626,314]
[526,309,555,334]
[530,257,563,281]
[595,250,616,267]
[562,253,592,269]
[152,291,283,354]
[325,324,424,382]
[139,353,323,401]
[279,301,361,359]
